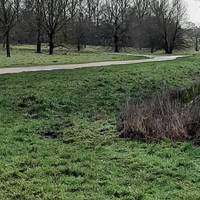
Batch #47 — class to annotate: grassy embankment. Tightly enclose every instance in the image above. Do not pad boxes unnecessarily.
[0,54,200,199]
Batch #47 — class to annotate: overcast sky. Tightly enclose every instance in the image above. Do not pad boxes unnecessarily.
[185,0,200,25]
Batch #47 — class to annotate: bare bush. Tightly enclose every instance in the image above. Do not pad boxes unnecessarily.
[118,89,200,144]
[185,96,200,145]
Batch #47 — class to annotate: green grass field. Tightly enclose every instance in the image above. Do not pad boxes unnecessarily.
[1,54,200,199]
[0,45,146,68]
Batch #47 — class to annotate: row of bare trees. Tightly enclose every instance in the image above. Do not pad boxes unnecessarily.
[0,0,188,57]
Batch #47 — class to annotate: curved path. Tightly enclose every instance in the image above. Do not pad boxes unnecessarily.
[0,55,185,75]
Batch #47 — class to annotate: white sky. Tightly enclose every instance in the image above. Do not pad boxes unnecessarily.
[185,0,200,25]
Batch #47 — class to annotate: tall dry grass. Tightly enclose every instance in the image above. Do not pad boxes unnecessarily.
[118,90,200,144]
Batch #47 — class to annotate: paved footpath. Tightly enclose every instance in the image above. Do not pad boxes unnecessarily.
[0,55,185,75]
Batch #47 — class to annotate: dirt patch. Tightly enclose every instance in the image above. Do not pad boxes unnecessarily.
[18,95,55,119]
[37,119,74,140]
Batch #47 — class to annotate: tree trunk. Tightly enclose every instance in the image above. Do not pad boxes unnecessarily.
[114,33,119,53]
[2,39,5,49]
[151,46,154,53]
[49,33,54,55]
[168,49,173,54]
[195,37,199,51]
[164,41,173,54]
[36,29,42,53]
[165,48,173,54]
[77,38,81,52]
[6,31,11,57]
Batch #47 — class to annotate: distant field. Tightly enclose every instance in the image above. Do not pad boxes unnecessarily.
[0,45,146,68]
[0,54,200,199]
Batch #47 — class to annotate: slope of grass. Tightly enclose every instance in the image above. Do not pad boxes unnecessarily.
[0,45,146,68]
[1,55,200,199]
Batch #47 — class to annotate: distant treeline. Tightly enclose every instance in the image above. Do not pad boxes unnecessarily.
[0,0,193,57]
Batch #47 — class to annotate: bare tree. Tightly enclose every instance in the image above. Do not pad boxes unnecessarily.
[129,0,150,49]
[82,0,103,46]
[86,0,93,21]
[63,0,86,51]
[103,0,130,52]
[41,0,66,55]
[0,0,20,57]
[143,16,163,53]
[85,0,102,24]
[133,0,149,23]
[33,0,43,53]
[92,0,102,26]
[193,28,200,52]
[66,0,78,21]
[189,23,200,51]
[62,0,78,44]
[150,0,186,54]
[76,0,86,51]
[24,0,44,53]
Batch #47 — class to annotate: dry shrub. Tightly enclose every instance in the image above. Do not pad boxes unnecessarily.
[118,90,200,143]
[185,97,200,145]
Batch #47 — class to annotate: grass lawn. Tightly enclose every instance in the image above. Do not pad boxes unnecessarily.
[1,54,200,199]
[0,45,146,68]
